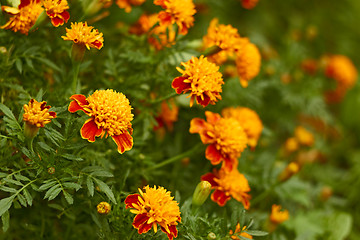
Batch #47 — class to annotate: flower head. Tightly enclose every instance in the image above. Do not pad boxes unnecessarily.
[154,0,196,35]
[68,89,134,154]
[201,168,251,208]
[1,0,43,35]
[116,0,145,13]
[190,111,248,172]
[236,42,261,88]
[97,202,111,214]
[294,126,314,147]
[155,99,179,131]
[125,185,181,240]
[23,99,56,128]
[62,22,104,50]
[222,107,263,149]
[42,0,70,27]
[172,56,224,107]
[278,162,300,182]
[270,204,289,224]
[229,223,253,239]
[325,55,357,89]
[284,137,299,153]
[241,0,259,9]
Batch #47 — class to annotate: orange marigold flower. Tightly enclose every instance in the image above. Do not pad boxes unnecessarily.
[229,223,253,240]
[241,0,259,9]
[294,126,314,147]
[129,13,158,35]
[278,162,300,182]
[203,18,249,65]
[116,0,145,13]
[190,111,248,172]
[154,0,196,35]
[149,24,177,50]
[172,56,224,107]
[68,89,134,154]
[284,137,299,153]
[236,42,261,88]
[201,167,251,208]
[222,107,263,149]
[97,201,111,214]
[42,0,70,27]
[1,0,43,35]
[62,22,104,50]
[325,55,358,89]
[125,185,181,240]
[270,204,289,224]
[155,99,179,131]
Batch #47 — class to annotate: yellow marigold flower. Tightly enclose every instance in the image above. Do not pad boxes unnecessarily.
[229,223,253,239]
[172,56,224,107]
[23,99,57,139]
[222,107,263,149]
[325,55,358,89]
[62,22,104,50]
[190,111,248,172]
[125,185,181,240]
[201,167,251,209]
[154,99,179,131]
[1,0,43,35]
[241,0,259,9]
[42,0,70,27]
[294,126,314,147]
[68,89,134,154]
[284,137,299,153]
[203,18,248,65]
[154,0,196,35]
[97,201,111,214]
[236,42,261,88]
[270,204,289,224]
[278,162,300,182]
[116,0,145,13]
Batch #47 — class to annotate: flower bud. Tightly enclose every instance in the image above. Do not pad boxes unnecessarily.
[48,167,55,174]
[207,232,216,240]
[278,162,300,182]
[192,181,212,207]
[24,122,40,139]
[71,43,86,62]
[97,202,111,215]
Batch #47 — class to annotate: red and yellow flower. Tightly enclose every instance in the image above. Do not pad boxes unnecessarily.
[97,201,111,214]
[190,111,248,172]
[125,185,181,240]
[325,55,357,89]
[68,89,134,154]
[1,0,43,35]
[154,0,196,35]
[221,107,263,149]
[116,0,146,13]
[62,22,104,50]
[42,0,70,27]
[201,167,251,208]
[155,99,179,131]
[229,223,253,239]
[172,56,224,107]
[236,42,261,88]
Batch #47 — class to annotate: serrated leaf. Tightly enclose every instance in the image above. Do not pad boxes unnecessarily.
[86,177,94,196]
[90,171,114,178]
[48,188,62,201]
[38,180,57,191]
[38,142,55,152]
[23,189,33,206]
[3,178,23,186]
[48,203,63,211]
[0,196,15,216]
[328,212,352,240]
[94,179,117,204]
[63,182,81,191]
[17,194,27,207]
[0,172,8,178]
[63,191,74,205]
[44,184,61,199]
[0,186,17,193]
[0,103,17,121]
[244,230,269,236]
[1,210,10,232]
[14,174,30,182]
[61,154,83,161]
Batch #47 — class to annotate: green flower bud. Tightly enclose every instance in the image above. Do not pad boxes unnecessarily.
[192,181,212,207]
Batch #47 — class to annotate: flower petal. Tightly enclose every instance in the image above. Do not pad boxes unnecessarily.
[161,225,178,240]
[205,111,221,125]
[197,94,211,107]
[60,10,70,23]
[80,118,103,142]
[51,17,64,27]
[68,94,88,113]
[222,157,237,172]
[201,172,218,187]
[205,144,223,165]
[211,189,230,207]
[111,131,133,154]
[138,221,153,234]
[133,213,150,230]
[189,118,207,134]
[172,76,190,94]
[124,194,141,209]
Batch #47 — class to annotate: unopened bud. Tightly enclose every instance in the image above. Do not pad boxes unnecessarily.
[207,232,216,240]
[192,181,212,207]
[24,122,39,139]
[48,167,55,174]
[71,43,86,62]
[97,202,111,215]
[278,162,300,182]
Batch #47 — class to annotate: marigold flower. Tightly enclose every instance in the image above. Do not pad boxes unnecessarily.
[172,56,224,107]
[190,111,248,172]
[155,100,179,131]
[23,99,57,139]
[149,24,177,50]
[125,185,181,240]
[1,0,43,35]
[42,0,70,27]
[222,107,263,149]
[201,167,251,208]
[270,204,289,224]
[236,42,261,88]
[97,201,111,214]
[154,0,196,35]
[229,223,253,239]
[116,0,145,13]
[325,55,358,89]
[294,126,314,147]
[241,0,259,9]
[284,137,299,153]
[62,22,104,50]
[68,89,134,154]
[278,162,300,182]
[129,13,158,35]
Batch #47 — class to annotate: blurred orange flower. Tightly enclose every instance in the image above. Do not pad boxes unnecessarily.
[270,204,289,224]
[229,223,253,239]
[236,42,261,88]
[43,0,70,27]
[241,0,259,9]
[294,126,314,147]
[116,0,145,13]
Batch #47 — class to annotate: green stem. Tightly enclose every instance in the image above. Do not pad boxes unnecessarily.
[72,61,81,94]
[203,46,222,58]
[147,143,204,171]
[251,181,282,206]
[150,92,178,104]
[29,137,34,153]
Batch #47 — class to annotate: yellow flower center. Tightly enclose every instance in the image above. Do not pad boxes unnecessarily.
[212,118,248,159]
[43,0,69,14]
[215,168,250,200]
[23,99,55,128]
[84,89,133,136]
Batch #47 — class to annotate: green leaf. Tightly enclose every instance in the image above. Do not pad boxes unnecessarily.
[327,212,352,240]
[38,180,57,191]
[63,191,74,205]
[17,194,27,207]
[47,188,62,201]
[0,196,15,216]
[90,171,114,178]
[0,186,17,193]
[44,184,61,199]
[93,179,117,204]
[23,189,33,206]
[15,59,22,73]
[244,230,269,236]
[37,142,55,152]
[1,210,10,232]
[3,178,23,186]
[61,154,83,162]
[0,103,17,121]
[14,174,30,182]
[86,177,94,196]
[63,182,81,191]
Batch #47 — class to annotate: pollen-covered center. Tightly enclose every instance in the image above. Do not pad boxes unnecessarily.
[213,118,248,159]
[85,89,133,136]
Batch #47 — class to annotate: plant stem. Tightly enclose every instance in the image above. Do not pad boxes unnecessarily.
[150,92,178,104]
[29,137,34,153]
[147,143,204,171]
[72,61,81,94]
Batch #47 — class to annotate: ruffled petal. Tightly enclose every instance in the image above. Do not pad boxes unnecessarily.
[222,157,237,172]
[189,118,207,134]
[133,213,150,230]
[60,10,70,23]
[205,144,223,165]
[51,17,64,27]
[80,118,103,142]
[197,94,211,107]
[211,189,230,207]
[158,11,173,26]
[161,225,178,240]
[124,194,141,209]
[205,111,221,125]
[172,76,190,94]
[201,172,218,187]
[68,94,88,113]
[111,131,133,154]
[138,221,153,234]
